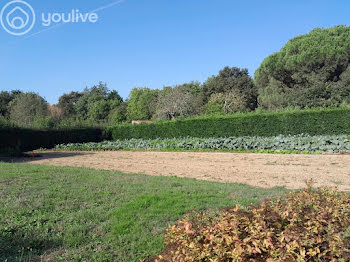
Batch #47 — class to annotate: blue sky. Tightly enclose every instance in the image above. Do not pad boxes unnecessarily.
[1,0,350,104]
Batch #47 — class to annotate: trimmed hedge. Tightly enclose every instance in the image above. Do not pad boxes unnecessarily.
[108,108,350,140]
[4,108,349,154]
[0,127,104,154]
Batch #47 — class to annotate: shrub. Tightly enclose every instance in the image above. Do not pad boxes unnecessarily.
[107,108,350,140]
[158,187,350,261]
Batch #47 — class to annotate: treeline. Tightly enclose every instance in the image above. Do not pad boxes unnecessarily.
[1,25,350,129]
[0,84,125,129]
[0,68,256,128]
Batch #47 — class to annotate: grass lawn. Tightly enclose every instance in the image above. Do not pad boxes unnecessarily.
[0,162,288,262]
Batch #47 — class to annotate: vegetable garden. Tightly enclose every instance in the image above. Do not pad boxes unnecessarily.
[56,134,350,154]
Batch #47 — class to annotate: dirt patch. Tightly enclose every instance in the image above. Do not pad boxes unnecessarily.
[10,151,350,191]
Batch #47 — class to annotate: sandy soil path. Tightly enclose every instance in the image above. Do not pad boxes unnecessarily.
[9,151,350,191]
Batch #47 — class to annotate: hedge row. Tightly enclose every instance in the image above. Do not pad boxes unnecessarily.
[0,127,104,154]
[107,108,350,140]
[2,108,350,153]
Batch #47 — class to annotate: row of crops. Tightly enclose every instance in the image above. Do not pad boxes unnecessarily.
[55,134,350,153]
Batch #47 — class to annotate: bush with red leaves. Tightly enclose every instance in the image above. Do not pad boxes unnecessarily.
[156,187,350,261]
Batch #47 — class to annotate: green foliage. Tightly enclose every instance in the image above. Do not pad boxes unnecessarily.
[32,116,56,129]
[0,90,22,118]
[55,134,350,153]
[257,78,292,111]
[0,127,104,153]
[203,67,257,112]
[72,82,124,122]
[54,118,106,129]
[0,115,11,128]
[202,93,245,115]
[109,102,127,124]
[126,87,159,120]
[75,83,108,120]
[0,91,13,117]
[256,25,350,109]
[87,100,112,122]
[156,84,200,120]
[107,90,123,102]
[57,91,83,117]
[8,92,49,128]
[202,94,226,115]
[107,108,350,140]
[162,187,350,261]
[0,163,286,261]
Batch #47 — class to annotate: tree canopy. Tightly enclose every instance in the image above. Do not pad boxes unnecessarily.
[9,93,49,128]
[156,84,199,120]
[203,67,257,112]
[255,25,350,109]
[126,88,159,121]
[58,82,124,123]
[0,90,22,118]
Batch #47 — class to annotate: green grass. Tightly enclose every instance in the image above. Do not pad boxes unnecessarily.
[0,163,288,261]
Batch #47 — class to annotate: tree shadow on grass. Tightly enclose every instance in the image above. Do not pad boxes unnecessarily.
[0,151,93,164]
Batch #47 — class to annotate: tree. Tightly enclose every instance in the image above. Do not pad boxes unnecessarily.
[75,94,91,120]
[202,67,257,112]
[203,92,246,115]
[88,100,112,122]
[48,105,64,120]
[74,82,123,122]
[255,25,350,109]
[156,85,198,120]
[75,82,108,120]
[0,90,22,118]
[257,78,291,111]
[57,91,83,118]
[109,102,127,124]
[107,90,123,103]
[126,88,159,121]
[9,93,49,128]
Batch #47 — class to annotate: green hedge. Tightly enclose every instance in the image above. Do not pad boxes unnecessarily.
[107,108,350,140]
[0,127,104,154]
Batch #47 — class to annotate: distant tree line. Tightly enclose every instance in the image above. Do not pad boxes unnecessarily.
[1,25,350,128]
[0,68,257,128]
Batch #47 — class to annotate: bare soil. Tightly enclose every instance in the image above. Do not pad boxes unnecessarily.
[10,151,350,191]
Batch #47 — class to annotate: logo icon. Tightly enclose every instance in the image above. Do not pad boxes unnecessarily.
[1,0,35,36]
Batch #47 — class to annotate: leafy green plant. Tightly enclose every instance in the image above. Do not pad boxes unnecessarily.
[159,187,350,261]
[55,134,350,153]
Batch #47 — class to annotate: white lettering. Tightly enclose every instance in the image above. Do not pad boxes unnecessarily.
[41,10,98,27]
[88,13,98,23]
[41,13,51,26]
[51,13,61,23]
